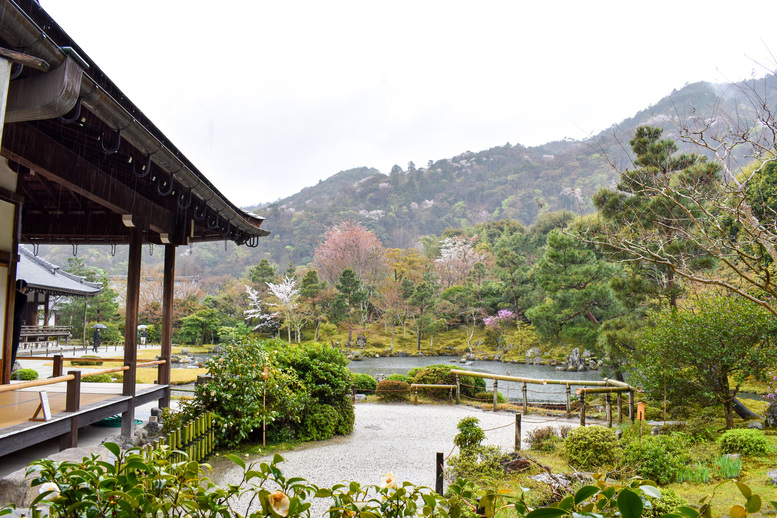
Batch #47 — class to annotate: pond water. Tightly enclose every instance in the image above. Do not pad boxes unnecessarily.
[347,356,606,404]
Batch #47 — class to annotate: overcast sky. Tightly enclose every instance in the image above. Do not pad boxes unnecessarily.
[42,1,777,207]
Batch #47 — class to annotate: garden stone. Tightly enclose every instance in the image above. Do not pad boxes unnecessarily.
[767,469,777,485]
[765,402,777,428]
[355,394,367,401]
[582,349,594,359]
[747,421,764,430]
[356,334,367,348]
[526,347,542,358]
[533,357,542,365]
[212,345,222,354]
[171,355,180,363]
[566,348,584,370]
[723,453,742,461]
[577,365,587,372]
[556,366,565,371]
[350,351,362,361]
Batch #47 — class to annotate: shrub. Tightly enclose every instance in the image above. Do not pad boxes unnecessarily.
[526,426,561,452]
[620,433,690,484]
[351,372,377,393]
[557,425,573,439]
[719,428,769,455]
[82,373,116,383]
[298,403,338,442]
[409,364,485,400]
[384,373,413,384]
[332,396,355,436]
[70,355,103,366]
[562,426,618,470]
[643,487,688,518]
[446,445,509,482]
[375,380,410,402]
[474,391,506,404]
[454,417,485,450]
[11,368,38,380]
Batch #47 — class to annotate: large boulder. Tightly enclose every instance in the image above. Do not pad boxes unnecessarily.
[765,401,777,428]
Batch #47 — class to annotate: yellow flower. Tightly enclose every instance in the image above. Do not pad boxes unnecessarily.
[379,472,397,489]
[269,490,290,516]
[38,482,60,501]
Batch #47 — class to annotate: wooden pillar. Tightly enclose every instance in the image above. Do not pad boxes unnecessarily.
[628,390,635,422]
[435,452,444,496]
[606,393,612,428]
[158,244,175,408]
[579,392,586,427]
[455,374,460,405]
[617,392,623,424]
[514,414,521,451]
[121,228,142,437]
[43,293,50,326]
[53,354,63,377]
[492,379,498,411]
[60,370,81,450]
[565,384,571,414]
[522,382,528,414]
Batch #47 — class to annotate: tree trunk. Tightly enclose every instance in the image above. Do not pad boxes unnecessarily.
[732,397,761,419]
[723,398,735,429]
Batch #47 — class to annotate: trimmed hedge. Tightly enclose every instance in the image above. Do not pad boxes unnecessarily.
[11,368,38,381]
[409,364,485,400]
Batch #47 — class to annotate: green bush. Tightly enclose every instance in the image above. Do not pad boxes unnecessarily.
[454,417,485,450]
[351,372,377,393]
[82,373,116,383]
[474,391,506,404]
[643,487,688,518]
[445,445,509,482]
[620,433,690,484]
[719,428,769,455]
[298,403,338,441]
[70,355,103,366]
[384,373,413,384]
[409,364,485,400]
[526,426,561,452]
[11,368,38,380]
[375,380,410,402]
[332,396,355,436]
[562,426,618,470]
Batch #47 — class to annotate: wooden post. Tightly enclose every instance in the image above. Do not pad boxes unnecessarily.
[522,382,528,414]
[565,384,571,414]
[579,392,586,427]
[435,452,444,495]
[351,384,356,404]
[628,390,635,422]
[121,228,142,437]
[606,393,612,428]
[448,387,453,406]
[158,244,176,408]
[414,388,418,405]
[493,379,498,411]
[617,392,623,424]
[53,354,63,377]
[60,370,81,450]
[455,374,460,404]
[514,414,521,451]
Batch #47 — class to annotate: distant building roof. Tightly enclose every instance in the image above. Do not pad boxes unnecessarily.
[16,247,103,297]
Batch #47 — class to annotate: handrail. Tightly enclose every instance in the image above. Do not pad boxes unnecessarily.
[449,369,635,390]
[0,374,75,393]
[79,365,130,378]
[137,360,166,367]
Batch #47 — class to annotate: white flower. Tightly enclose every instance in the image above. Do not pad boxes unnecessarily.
[269,490,290,517]
[380,472,397,489]
[38,482,60,501]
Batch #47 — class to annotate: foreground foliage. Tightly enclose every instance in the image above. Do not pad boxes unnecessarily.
[6,441,776,518]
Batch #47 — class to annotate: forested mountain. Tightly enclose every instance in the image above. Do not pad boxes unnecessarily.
[37,74,776,282]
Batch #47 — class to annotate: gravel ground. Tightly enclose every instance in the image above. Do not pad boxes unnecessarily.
[210,402,582,515]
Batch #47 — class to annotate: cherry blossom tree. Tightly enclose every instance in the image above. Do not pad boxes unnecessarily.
[435,235,486,288]
[244,285,273,332]
[313,220,388,285]
[266,276,307,343]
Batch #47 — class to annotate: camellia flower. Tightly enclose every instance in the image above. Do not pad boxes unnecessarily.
[38,482,60,501]
[379,472,397,489]
[269,490,290,516]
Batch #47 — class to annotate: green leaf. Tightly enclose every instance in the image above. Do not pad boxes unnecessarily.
[617,489,643,518]
[575,486,600,504]
[103,442,121,457]
[746,494,762,514]
[526,508,569,518]
[677,506,700,517]
[735,482,752,499]
[640,485,661,499]
[557,495,574,510]
[223,454,245,470]
[272,453,285,465]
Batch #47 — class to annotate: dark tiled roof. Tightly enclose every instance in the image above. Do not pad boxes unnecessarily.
[16,246,103,297]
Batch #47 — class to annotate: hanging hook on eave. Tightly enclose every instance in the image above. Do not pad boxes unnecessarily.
[177,188,192,209]
[246,235,260,248]
[132,154,152,178]
[100,127,121,154]
[192,201,207,221]
[157,173,174,196]
[206,211,220,230]
[9,63,23,80]
[32,242,40,256]
[59,98,82,124]
[110,243,117,257]
[148,243,154,256]
[71,243,78,256]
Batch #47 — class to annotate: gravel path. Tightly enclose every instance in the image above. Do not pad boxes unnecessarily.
[210,402,582,515]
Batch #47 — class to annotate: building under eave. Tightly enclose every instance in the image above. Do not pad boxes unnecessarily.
[0,0,269,454]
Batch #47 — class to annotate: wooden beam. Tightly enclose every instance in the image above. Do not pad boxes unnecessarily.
[2,123,177,238]
[158,244,175,408]
[121,228,141,437]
